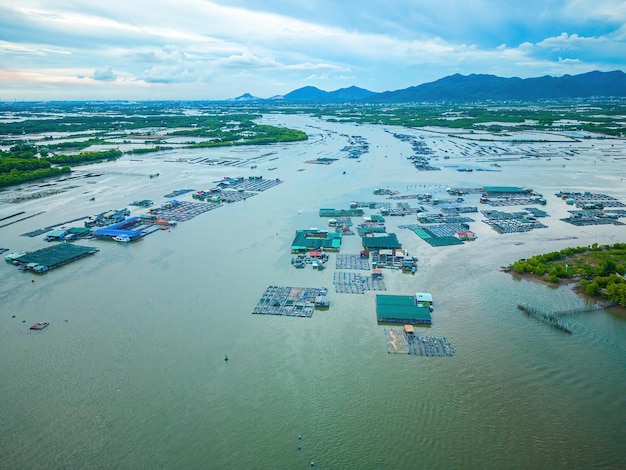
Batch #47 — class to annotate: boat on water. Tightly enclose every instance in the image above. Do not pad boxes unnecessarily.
[30,322,49,330]
[113,235,131,243]
[224,354,228,362]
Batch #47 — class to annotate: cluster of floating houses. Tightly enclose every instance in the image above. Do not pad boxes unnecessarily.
[265,196,450,356]
[5,175,283,277]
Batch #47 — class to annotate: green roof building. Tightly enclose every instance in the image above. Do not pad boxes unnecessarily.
[375,294,432,325]
[362,233,402,251]
[483,186,531,194]
[291,229,342,252]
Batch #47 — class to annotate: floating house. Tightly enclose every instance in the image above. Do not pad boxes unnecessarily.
[375,294,432,325]
[291,229,342,253]
[415,292,434,310]
[371,248,414,269]
[44,230,68,242]
[315,295,330,308]
[93,217,144,241]
[455,231,476,241]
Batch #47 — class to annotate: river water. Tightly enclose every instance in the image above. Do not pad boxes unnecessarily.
[1,115,625,469]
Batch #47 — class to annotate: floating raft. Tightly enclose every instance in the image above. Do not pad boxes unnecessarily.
[252,286,327,317]
[384,328,455,357]
[333,272,385,294]
[164,189,195,198]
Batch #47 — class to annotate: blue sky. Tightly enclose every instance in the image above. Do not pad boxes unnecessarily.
[1,0,625,100]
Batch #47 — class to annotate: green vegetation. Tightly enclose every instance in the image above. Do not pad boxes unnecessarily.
[0,142,120,188]
[0,166,71,188]
[47,149,122,165]
[42,137,116,152]
[259,101,626,137]
[0,103,308,188]
[128,146,174,154]
[510,243,626,306]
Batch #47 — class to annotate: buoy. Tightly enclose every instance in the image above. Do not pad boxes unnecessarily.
[298,434,302,440]
[310,462,314,467]
[31,279,34,283]
[297,445,301,450]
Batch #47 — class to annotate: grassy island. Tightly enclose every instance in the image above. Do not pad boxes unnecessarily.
[510,243,626,306]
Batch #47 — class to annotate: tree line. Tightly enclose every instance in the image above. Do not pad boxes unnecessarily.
[510,243,626,306]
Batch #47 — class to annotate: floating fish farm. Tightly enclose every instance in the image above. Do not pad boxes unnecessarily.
[384,328,455,356]
[252,286,328,317]
[555,191,626,208]
[149,200,221,222]
[335,254,370,270]
[333,272,386,294]
[9,244,98,273]
[561,210,625,226]
[380,202,422,217]
[481,209,548,233]
[400,224,466,247]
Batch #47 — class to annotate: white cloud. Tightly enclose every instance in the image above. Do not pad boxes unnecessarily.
[537,32,606,51]
[93,66,116,81]
[1,0,625,99]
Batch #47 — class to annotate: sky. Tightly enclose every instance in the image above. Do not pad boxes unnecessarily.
[1,0,625,101]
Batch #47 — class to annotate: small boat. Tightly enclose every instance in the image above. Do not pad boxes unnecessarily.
[224,354,229,362]
[113,235,131,243]
[30,322,49,330]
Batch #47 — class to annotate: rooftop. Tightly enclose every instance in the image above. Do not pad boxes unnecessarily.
[376,294,432,325]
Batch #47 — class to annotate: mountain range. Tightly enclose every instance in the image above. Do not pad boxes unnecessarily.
[231,70,626,103]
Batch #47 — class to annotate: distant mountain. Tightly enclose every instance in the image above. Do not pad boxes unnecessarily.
[369,70,626,102]
[229,92,263,102]
[273,71,626,104]
[282,85,375,102]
